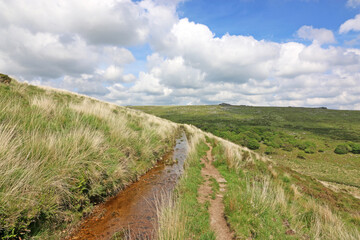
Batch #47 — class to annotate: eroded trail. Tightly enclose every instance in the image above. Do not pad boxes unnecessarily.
[198,142,233,240]
[68,132,188,240]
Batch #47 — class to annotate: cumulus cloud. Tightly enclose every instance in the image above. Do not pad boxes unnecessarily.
[347,0,360,8]
[0,0,149,46]
[340,14,360,34]
[0,26,98,79]
[0,0,178,95]
[297,25,336,44]
[0,0,150,83]
[104,17,360,109]
[156,18,281,82]
[1,0,360,109]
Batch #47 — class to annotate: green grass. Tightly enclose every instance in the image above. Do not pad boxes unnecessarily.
[0,81,178,239]
[209,177,219,200]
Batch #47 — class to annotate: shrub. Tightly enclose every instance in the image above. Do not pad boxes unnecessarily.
[297,152,306,159]
[334,144,350,155]
[297,141,316,153]
[265,137,282,149]
[296,141,307,150]
[265,146,275,155]
[304,146,316,154]
[282,143,293,152]
[349,142,360,154]
[246,138,260,150]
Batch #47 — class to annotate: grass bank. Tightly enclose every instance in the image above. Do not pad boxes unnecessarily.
[0,80,178,239]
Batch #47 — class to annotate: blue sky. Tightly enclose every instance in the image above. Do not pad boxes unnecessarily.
[0,0,360,109]
[179,0,356,43]
[127,0,360,78]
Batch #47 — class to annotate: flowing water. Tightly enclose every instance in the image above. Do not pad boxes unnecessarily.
[68,132,188,240]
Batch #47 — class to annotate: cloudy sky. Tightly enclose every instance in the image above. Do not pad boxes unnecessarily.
[1,0,360,109]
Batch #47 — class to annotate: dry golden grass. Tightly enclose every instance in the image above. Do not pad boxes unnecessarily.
[0,80,178,238]
[156,192,187,240]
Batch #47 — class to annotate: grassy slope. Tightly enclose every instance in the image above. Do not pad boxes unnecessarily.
[0,81,178,239]
[2,80,359,239]
[155,126,359,239]
[134,105,360,239]
[210,138,360,239]
[132,105,360,188]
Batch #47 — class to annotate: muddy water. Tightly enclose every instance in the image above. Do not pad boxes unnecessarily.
[68,132,188,240]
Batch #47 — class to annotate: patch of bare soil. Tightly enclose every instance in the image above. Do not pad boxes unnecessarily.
[319,180,360,200]
[197,142,234,240]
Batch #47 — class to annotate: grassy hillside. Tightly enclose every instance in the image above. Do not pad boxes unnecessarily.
[1,80,359,239]
[156,127,360,239]
[134,105,360,238]
[132,105,360,189]
[0,80,178,239]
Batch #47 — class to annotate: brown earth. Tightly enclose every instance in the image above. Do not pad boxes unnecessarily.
[197,142,234,240]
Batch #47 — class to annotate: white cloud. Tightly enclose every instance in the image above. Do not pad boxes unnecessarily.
[0,0,178,79]
[0,26,98,78]
[0,0,149,46]
[122,74,137,83]
[339,14,360,34]
[297,25,336,44]
[103,47,135,65]
[157,18,280,82]
[1,0,360,109]
[102,65,124,81]
[104,17,360,109]
[347,0,360,8]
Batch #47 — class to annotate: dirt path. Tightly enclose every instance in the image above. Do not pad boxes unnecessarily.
[198,142,233,240]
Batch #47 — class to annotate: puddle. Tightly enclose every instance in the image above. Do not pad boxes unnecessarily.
[68,132,188,240]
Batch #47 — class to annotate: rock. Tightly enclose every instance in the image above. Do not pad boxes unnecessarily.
[0,73,11,84]
[219,103,231,106]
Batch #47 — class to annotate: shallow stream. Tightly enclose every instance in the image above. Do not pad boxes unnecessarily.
[68,132,188,239]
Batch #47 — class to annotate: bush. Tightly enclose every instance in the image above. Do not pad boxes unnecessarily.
[265,146,275,155]
[304,146,316,154]
[265,137,282,148]
[297,141,316,151]
[349,142,360,154]
[297,152,306,159]
[282,143,293,152]
[334,144,350,155]
[296,141,307,150]
[246,138,260,150]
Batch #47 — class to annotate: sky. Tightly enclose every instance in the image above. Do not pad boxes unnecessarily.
[0,0,360,109]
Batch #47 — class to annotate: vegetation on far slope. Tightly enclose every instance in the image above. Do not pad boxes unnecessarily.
[0,80,178,239]
[132,105,360,189]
